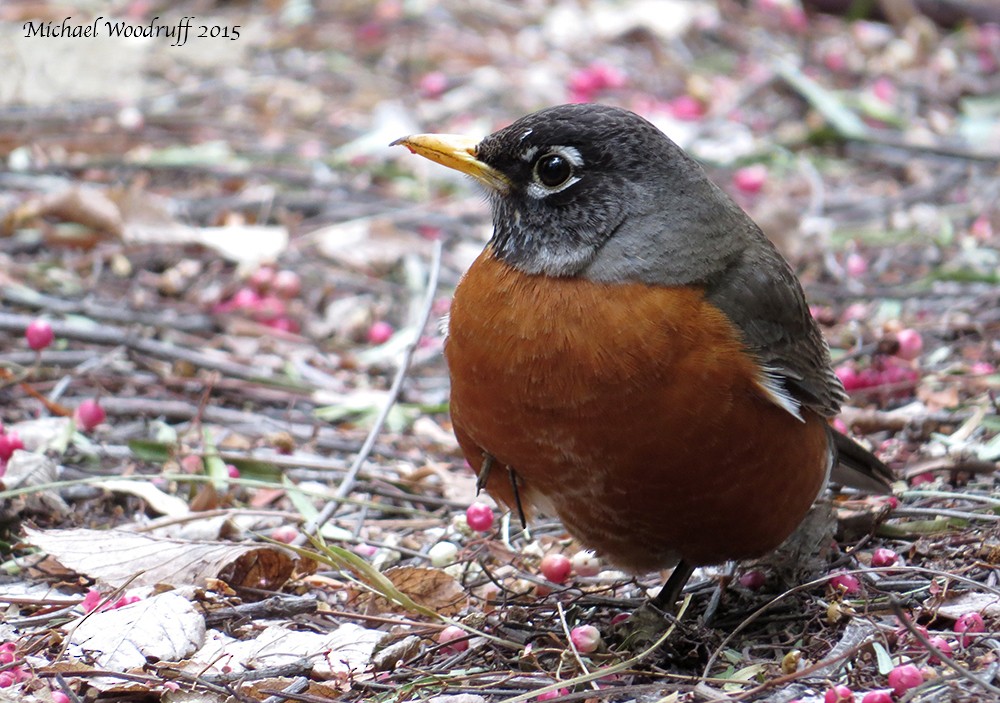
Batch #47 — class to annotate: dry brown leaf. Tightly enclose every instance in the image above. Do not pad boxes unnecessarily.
[11,186,125,236]
[23,527,295,589]
[358,566,465,616]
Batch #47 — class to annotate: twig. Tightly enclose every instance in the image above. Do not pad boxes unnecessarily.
[0,312,311,390]
[297,238,443,544]
[0,285,214,333]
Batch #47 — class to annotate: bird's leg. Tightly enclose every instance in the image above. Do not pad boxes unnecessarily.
[508,466,527,529]
[476,452,494,495]
[651,560,695,611]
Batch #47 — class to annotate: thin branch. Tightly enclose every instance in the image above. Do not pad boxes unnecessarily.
[297,238,443,544]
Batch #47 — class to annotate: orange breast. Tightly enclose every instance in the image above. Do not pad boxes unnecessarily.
[446,248,831,572]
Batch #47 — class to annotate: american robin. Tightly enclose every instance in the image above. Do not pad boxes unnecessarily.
[393,104,891,609]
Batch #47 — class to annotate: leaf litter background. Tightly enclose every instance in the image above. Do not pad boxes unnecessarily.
[0,0,999,701]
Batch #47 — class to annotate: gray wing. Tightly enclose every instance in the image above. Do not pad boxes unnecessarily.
[704,223,847,419]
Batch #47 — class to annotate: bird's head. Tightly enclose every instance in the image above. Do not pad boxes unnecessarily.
[393,103,750,284]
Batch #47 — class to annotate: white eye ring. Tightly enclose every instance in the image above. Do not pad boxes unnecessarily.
[525,146,584,198]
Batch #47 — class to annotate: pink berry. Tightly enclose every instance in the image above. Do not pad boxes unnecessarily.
[52,692,71,703]
[829,571,861,595]
[888,663,923,695]
[894,328,923,360]
[971,361,995,375]
[926,636,954,663]
[536,689,569,701]
[825,684,854,703]
[418,71,448,98]
[610,612,630,626]
[861,690,893,703]
[248,266,276,292]
[732,164,768,194]
[270,525,299,544]
[226,464,240,479]
[0,651,12,665]
[230,287,261,309]
[668,94,706,121]
[739,569,766,590]
[353,543,377,558]
[540,554,572,584]
[955,612,985,645]
[910,471,935,486]
[871,77,897,103]
[254,295,286,321]
[367,320,394,345]
[0,672,14,688]
[0,643,15,653]
[845,252,868,277]
[871,548,899,567]
[272,270,302,299]
[571,549,601,577]
[0,432,24,461]
[25,319,54,351]
[74,399,106,431]
[437,625,468,654]
[570,624,601,653]
[465,502,495,532]
[263,316,300,333]
[835,363,862,391]
[81,589,103,614]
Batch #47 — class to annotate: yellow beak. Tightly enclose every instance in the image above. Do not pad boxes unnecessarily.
[391,133,509,192]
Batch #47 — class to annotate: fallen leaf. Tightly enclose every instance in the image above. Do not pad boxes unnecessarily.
[69,591,205,670]
[23,527,295,589]
[358,566,465,616]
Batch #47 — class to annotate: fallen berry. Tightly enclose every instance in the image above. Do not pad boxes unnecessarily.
[74,399,106,431]
[955,612,985,645]
[226,464,240,479]
[739,569,766,590]
[871,548,899,568]
[828,571,861,595]
[570,624,601,653]
[888,663,923,696]
[732,164,768,194]
[540,553,572,583]
[894,328,923,360]
[926,636,954,663]
[229,287,261,309]
[248,266,276,292]
[667,94,706,121]
[871,77,897,103]
[824,684,854,703]
[845,252,868,277]
[860,690,893,703]
[269,525,299,544]
[835,363,862,391]
[571,549,601,577]
[0,432,24,461]
[418,71,449,98]
[367,320,394,345]
[437,625,468,654]
[0,672,15,688]
[536,689,569,701]
[272,270,302,299]
[428,541,459,567]
[465,502,495,532]
[25,319,54,351]
[52,692,71,703]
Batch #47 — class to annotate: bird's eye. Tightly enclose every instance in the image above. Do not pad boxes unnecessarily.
[533,153,573,188]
